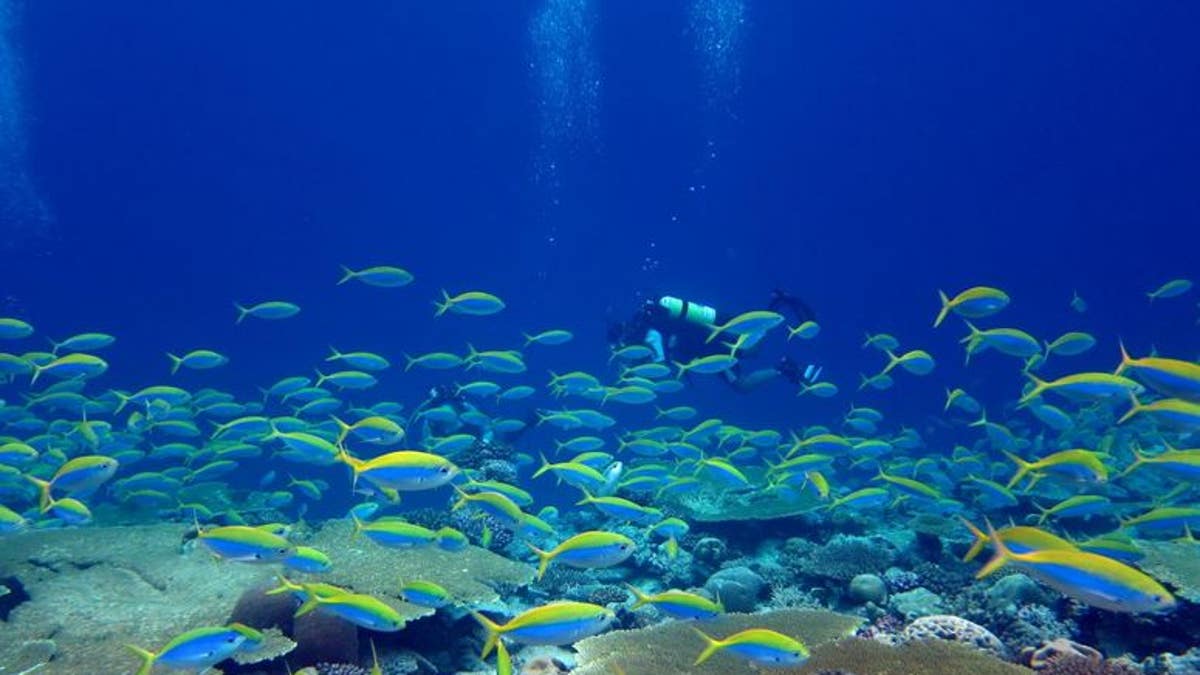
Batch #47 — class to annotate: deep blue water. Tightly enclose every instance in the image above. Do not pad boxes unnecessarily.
[3,0,1199,431]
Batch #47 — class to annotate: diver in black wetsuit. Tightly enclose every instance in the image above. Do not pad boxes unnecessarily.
[607,289,822,392]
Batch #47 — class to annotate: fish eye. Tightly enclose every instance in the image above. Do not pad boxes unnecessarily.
[439,467,449,473]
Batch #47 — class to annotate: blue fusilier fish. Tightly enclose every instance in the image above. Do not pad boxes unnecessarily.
[27,455,119,509]
[290,581,406,631]
[527,531,635,580]
[399,580,452,608]
[195,524,294,563]
[472,601,615,658]
[692,627,810,667]
[339,448,459,492]
[126,623,263,675]
[282,546,333,573]
[627,585,723,620]
[975,520,1175,614]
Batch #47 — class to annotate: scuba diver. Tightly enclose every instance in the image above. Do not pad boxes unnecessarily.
[607,289,821,393]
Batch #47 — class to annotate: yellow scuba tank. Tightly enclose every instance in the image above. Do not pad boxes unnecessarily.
[658,296,717,326]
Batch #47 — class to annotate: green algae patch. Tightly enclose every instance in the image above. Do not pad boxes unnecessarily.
[572,608,863,675]
[0,523,273,674]
[797,638,1032,674]
[1138,540,1200,603]
[664,487,825,522]
[307,518,535,617]
[0,520,534,673]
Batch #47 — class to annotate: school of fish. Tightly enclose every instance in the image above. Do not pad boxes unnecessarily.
[1,273,1199,674]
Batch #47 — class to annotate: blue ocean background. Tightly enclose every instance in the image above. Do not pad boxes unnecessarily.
[2,3,1199,505]
[4,3,1200,673]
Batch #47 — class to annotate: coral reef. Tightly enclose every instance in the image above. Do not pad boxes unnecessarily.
[1037,653,1140,675]
[704,566,766,612]
[309,518,534,607]
[909,558,976,597]
[1144,647,1200,674]
[664,486,824,522]
[898,614,1010,660]
[314,663,370,675]
[796,535,896,582]
[570,608,864,674]
[800,636,1032,674]
[230,627,297,665]
[1138,541,1200,603]
[999,604,1077,654]
[986,574,1045,615]
[291,610,360,666]
[1024,638,1101,668]
[0,524,271,673]
[479,459,519,484]
[692,536,728,564]
[889,587,946,620]
[847,574,886,605]
[0,520,533,673]
[767,584,823,610]
[882,567,921,594]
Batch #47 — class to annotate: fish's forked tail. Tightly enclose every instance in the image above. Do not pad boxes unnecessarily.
[496,638,512,675]
[691,627,725,666]
[933,289,952,327]
[470,611,504,658]
[433,289,452,317]
[1003,450,1033,489]
[25,475,51,512]
[124,644,158,675]
[975,519,1014,579]
[1117,391,1145,425]
[525,542,555,581]
[958,516,989,562]
[624,583,652,609]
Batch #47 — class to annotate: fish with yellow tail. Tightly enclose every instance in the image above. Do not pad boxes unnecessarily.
[1115,342,1200,402]
[1118,442,1200,479]
[472,601,615,659]
[958,517,1078,562]
[338,447,458,491]
[933,286,1009,327]
[126,623,263,675]
[626,585,723,620]
[975,519,1175,614]
[703,310,784,344]
[692,627,810,667]
[434,289,505,316]
[1018,371,1141,406]
[194,521,295,563]
[25,454,119,509]
[1004,449,1108,489]
[1119,392,1200,431]
[527,530,635,581]
[296,589,406,631]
